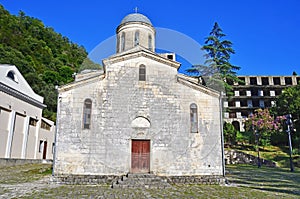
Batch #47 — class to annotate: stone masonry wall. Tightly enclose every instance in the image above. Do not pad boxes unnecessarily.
[54,55,223,177]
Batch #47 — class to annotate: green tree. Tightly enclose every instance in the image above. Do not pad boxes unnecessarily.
[271,84,300,152]
[223,122,238,145]
[187,22,240,95]
[0,5,88,121]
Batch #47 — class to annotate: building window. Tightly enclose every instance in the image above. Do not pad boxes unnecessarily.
[83,99,92,129]
[39,140,43,153]
[285,77,292,85]
[7,70,18,83]
[29,118,37,126]
[250,77,257,85]
[273,77,280,85]
[190,103,198,133]
[139,65,146,81]
[134,31,139,46]
[121,32,125,52]
[148,34,152,51]
[262,77,269,85]
[41,120,51,130]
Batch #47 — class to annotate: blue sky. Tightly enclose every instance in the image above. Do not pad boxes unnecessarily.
[1,0,300,75]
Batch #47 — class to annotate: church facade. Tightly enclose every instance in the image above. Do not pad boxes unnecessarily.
[53,13,224,178]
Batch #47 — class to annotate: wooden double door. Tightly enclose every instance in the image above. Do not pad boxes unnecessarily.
[131,140,150,173]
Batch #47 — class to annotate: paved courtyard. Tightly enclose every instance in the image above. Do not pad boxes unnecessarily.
[0,163,299,198]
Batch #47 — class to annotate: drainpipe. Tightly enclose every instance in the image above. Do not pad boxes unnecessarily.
[52,89,60,176]
[219,92,225,177]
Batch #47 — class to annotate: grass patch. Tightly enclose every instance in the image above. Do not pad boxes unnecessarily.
[0,164,52,184]
[229,144,299,168]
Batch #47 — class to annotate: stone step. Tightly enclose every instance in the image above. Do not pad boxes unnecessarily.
[111,173,171,189]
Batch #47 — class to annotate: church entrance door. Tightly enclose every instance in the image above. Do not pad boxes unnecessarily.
[131,140,150,173]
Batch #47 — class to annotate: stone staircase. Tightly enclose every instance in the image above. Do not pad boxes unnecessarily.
[111,173,171,189]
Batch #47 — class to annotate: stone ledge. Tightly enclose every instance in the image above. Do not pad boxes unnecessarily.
[51,174,225,185]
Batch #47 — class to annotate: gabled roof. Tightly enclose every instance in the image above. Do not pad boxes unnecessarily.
[0,64,46,108]
[177,74,220,98]
[102,46,181,71]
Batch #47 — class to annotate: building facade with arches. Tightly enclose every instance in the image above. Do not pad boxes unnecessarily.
[54,13,224,178]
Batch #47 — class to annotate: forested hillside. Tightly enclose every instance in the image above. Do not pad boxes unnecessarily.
[0,5,89,121]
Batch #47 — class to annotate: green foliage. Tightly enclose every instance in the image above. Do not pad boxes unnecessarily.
[0,5,88,120]
[271,83,300,153]
[187,22,240,94]
[223,122,238,145]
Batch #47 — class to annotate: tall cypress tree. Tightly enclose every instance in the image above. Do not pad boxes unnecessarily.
[188,22,241,95]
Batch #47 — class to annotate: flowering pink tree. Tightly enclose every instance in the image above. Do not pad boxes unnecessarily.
[245,109,285,167]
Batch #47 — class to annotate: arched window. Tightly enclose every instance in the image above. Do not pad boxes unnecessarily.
[134,31,139,46]
[121,32,125,52]
[148,34,152,51]
[139,64,146,81]
[190,103,198,133]
[83,99,92,129]
[7,70,18,82]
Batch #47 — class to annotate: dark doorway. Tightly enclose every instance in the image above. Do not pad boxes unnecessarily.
[131,140,150,173]
[42,141,47,159]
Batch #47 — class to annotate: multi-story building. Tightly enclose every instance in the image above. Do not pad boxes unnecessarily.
[224,75,300,131]
[0,64,55,160]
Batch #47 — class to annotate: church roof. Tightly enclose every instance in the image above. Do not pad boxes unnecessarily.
[120,13,152,26]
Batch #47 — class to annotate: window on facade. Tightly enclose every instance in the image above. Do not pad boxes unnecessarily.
[285,77,292,85]
[250,77,257,85]
[29,118,37,126]
[273,77,280,85]
[262,77,269,85]
[83,99,92,129]
[41,120,51,130]
[139,65,146,81]
[190,103,198,133]
[134,31,139,46]
[121,32,125,51]
[39,140,43,153]
[7,70,18,82]
[148,34,152,51]
[238,77,245,85]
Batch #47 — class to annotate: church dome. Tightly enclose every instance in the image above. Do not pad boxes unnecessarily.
[116,13,155,53]
[120,13,152,26]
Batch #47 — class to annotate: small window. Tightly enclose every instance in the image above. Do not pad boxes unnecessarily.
[121,32,125,52]
[134,31,139,46]
[250,77,257,85]
[190,103,198,133]
[29,118,37,126]
[262,77,269,85]
[139,65,146,81]
[41,120,51,130]
[39,140,43,153]
[148,34,152,51]
[83,99,92,129]
[285,77,292,85]
[273,77,280,85]
[7,70,18,83]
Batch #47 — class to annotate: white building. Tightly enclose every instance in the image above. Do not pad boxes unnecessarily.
[0,64,55,160]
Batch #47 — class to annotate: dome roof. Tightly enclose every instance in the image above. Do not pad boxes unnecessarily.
[120,13,152,26]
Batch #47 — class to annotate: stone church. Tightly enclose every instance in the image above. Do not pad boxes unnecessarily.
[53,13,224,180]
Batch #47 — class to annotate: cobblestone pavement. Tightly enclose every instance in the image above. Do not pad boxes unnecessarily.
[0,164,299,198]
